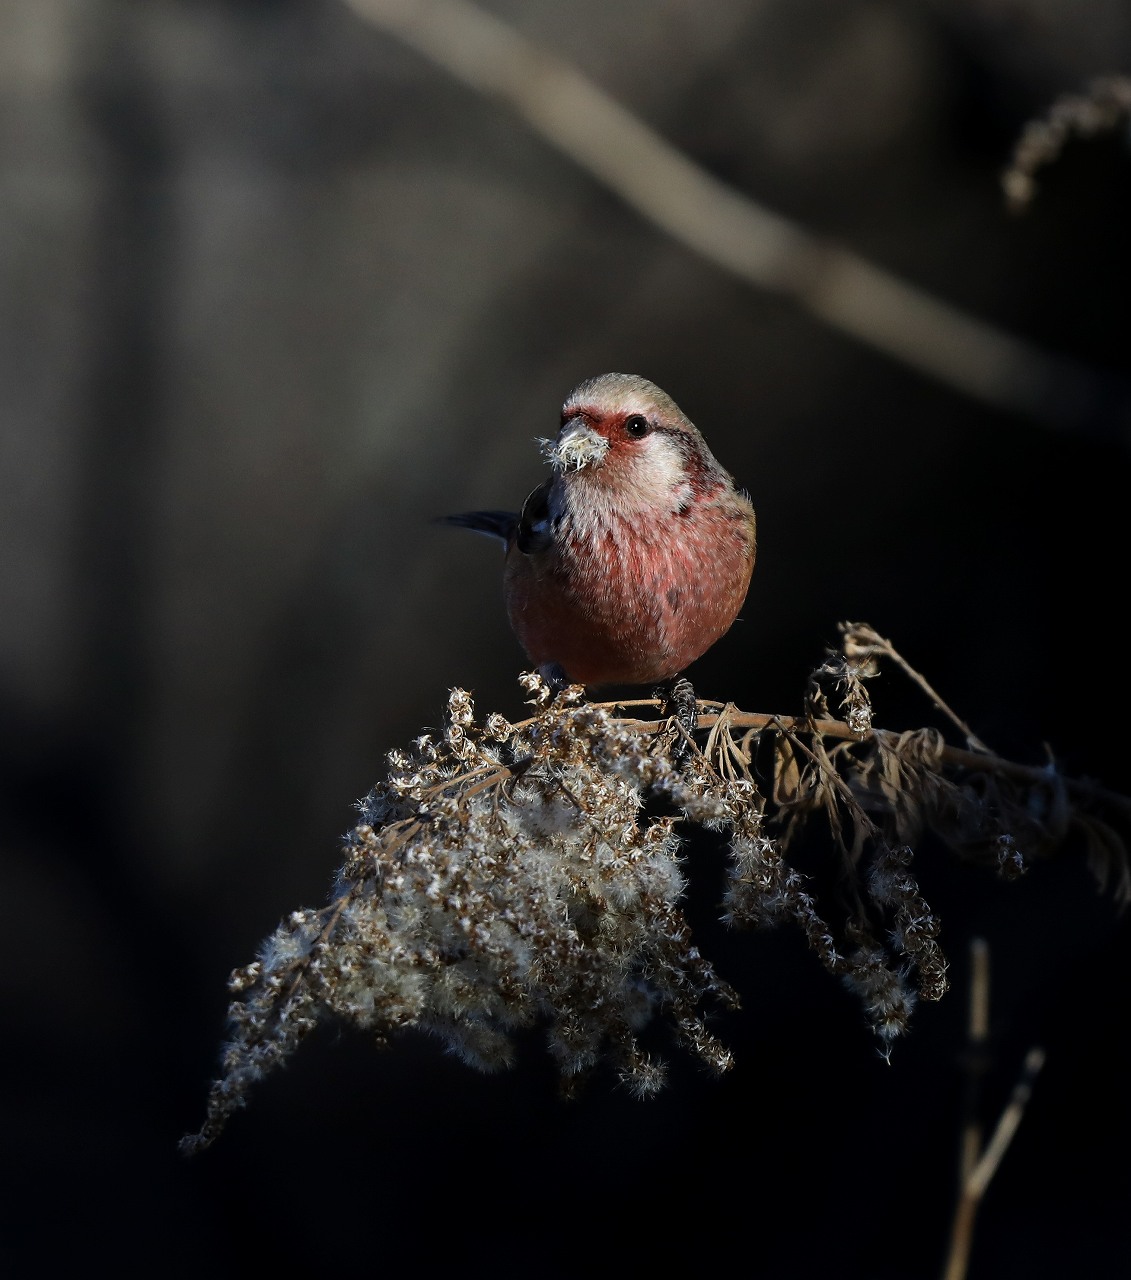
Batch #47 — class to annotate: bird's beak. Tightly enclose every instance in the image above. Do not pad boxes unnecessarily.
[540,416,610,472]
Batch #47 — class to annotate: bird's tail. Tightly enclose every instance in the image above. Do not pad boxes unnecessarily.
[433,510,519,545]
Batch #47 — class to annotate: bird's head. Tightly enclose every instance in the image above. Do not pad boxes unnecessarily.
[539,373,725,516]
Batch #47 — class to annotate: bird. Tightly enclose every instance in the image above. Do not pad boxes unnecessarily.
[437,373,756,699]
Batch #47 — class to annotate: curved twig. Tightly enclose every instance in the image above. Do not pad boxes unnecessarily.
[343,0,1126,434]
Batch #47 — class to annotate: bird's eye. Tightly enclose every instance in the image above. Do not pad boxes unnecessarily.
[624,414,651,438]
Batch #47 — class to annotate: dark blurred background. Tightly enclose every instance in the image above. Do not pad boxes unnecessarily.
[3,1,1130,1275]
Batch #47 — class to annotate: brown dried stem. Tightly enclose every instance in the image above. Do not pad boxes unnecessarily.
[943,939,1046,1280]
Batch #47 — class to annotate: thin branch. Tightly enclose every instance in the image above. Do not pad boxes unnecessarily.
[943,1047,1047,1280]
[342,0,1126,434]
[957,939,990,1225]
[583,706,1131,821]
[966,1048,1047,1198]
[843,623,992,753]
[968,937,991,1047]
[942,939,1047,1280]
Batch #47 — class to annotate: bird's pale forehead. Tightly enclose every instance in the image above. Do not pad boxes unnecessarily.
[568,389,653,417]
[563,374,680,421]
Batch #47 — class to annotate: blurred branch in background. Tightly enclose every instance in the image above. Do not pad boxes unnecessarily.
[343,0,1130,439]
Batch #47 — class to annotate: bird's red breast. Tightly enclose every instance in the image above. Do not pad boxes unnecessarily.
[505,481,754,686]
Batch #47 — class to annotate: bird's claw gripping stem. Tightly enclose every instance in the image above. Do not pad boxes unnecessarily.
[657,675,699,760]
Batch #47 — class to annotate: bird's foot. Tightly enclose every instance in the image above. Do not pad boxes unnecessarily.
[536,662,586,706]
[540,662,570,692]
[656,675,699,761]
[521,664,575,707]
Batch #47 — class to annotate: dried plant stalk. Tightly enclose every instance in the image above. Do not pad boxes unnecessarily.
[942,939,1046,1280]
[1003,75,1131,212]
[182,623,1130,1153]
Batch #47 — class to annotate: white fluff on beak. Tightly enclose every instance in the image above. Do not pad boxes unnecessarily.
[539,420,610,472]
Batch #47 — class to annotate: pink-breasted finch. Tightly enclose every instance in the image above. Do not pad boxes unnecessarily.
[438,372,756,691]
